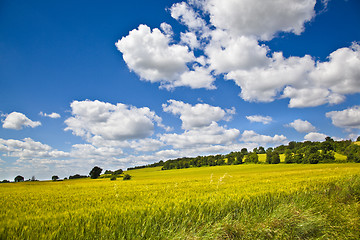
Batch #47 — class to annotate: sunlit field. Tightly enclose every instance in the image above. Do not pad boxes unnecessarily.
[1,163,360,239]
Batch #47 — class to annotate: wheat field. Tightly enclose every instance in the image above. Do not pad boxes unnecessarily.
[1,163,360,239]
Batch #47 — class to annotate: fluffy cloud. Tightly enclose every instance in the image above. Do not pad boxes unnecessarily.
[160,100,242,156]
[115,1,360,108]
[160,122,240,149]
[326,106,360,129]
[2,112,41,130]
[282,87,344,108]
[176,66,216,89]
[246,115,272,124]
[282,43,360,107]
[226,53,315,103]
[203,0,316,40]
[162,99,235,130]
[170,2,208,32]
[0,137,69,159]
[160,22,173,37]
[304,132,328,142]
[65,100,164,141]
[180,31,200,49]
[240,130,288,145]
[226,43,360,107]
[206,32,270,74]
[287,119,316,133]
[130,138,165,152]
[70,144,123,160]
[39,112,61,119]
[310,43,360,95]
[115,24,206,89]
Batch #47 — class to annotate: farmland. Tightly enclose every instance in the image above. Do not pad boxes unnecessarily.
[1,163,360,239]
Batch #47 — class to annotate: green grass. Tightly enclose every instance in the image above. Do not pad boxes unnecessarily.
[1,164,360,239]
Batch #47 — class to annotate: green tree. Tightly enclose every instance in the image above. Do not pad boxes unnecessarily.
[347,152,360,163]
[271,152,280,164]
[258,146,266,154]
[288,141,296,150]
[308,152,321,164]
[266,148,273,164]
[325,136,334,142]
[294,153,304,164]
[233,152,244,165]
[52,175,59,181]
[321,141,333,153]
[284,149,294,163]
[246,152,259,163]
[241,148,248,155]
[89,166,102,179]
[14,175,24,182]
[321,151,335,162]
[227,156,234,165]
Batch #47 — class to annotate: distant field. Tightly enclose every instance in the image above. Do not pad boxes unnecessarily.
[1,163,360,239]
[251,151,347,163]
[256,153,286,162]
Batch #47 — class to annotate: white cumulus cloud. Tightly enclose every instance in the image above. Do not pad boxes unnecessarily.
[115,24,208,90]
[304,132,328,142]
[227,43,360,107]
[170,2,208,33]
[70,144,123,160]
[130,138,165,152]
[65,100,165,141]
[177,66,216,89]
[180,31,200,49]
[326,106,360,129]
[240,130,288,145]
[287,119,316,133]
[310,43,360,95]
[115,1,360,108]
[246,115,272,124]
[39,112,61,119]
[203,0,316,40]
[0,137,69,159]
[160,122,240,149]
[162,99,235,130]
[206,32,270,74]
[226,53,315,103]
[2,112,41,130]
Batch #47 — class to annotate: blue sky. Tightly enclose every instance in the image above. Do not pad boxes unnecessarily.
[1,0,359,180]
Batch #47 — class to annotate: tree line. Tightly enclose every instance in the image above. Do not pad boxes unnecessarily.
[2,166,131,183]
[127,137,360,171]
[3,137,359,182]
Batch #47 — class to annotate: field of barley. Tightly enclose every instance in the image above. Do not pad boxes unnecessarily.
[1,163,360,239]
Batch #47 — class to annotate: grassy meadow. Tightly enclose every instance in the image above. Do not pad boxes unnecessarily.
[1,163,360,239]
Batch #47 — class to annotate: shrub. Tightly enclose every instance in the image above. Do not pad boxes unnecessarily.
[110,176,116,181]
[123,174,131,180]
